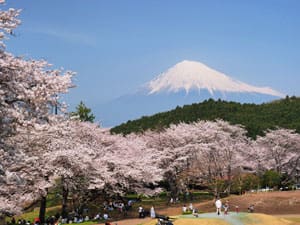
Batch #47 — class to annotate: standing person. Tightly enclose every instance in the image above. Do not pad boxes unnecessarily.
[235,205,239,213]
[138,206,144,218]
[215,197,222,215]
[223,200,229,215]
[189,203,193,211]
[11,217,16,225]
[150,206,156,218]
[169,197,174,204]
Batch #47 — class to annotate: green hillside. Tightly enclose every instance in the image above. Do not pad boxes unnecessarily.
[110,96,300,138]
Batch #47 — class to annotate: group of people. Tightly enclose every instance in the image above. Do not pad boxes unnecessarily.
[182,203,198,215]
[169,197,180,204]
[215,197,254,215]
[215,198,229,215]
[137,205,156,218]
[10,215,61,225]
[10,197,257,225]
[103,201,128,213]
[9,218,33,225]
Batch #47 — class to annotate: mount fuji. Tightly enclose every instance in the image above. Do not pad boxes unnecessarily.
[97,60,284,127]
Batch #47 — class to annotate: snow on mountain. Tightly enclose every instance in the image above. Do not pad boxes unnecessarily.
[96,60,285,127]
[147,60,284,97]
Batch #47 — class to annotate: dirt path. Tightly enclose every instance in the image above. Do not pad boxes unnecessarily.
[181,212,245,225]
[98,213,300,225]
[98,217,152,225]
[97,213,300,225]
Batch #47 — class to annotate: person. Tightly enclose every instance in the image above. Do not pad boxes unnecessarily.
[215,197,222,215]
[235,205,239,213]
[223,200,229,215]
[93,213,101,221]
[248,204,254,213]
[157,216,173,225]
[150,206,156,218]
[182,205,187,213]
[192,208,199,217]
[119,202,124,213]
[33,218,40,225]
[189,203,193,211]
[127,200,133,208]
[138,206,144,218]
[11,217,16,225]
[103,213,109,220]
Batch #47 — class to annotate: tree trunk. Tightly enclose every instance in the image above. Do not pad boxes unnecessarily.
[39,195,47,224]
[227,165,232,194]
[0,215,6,225]
[61,185,69,219]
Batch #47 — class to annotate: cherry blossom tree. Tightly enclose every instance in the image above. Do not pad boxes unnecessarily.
[0,1,74,221]
[142,120,251,196]
[8,119,164,218]
[2,2,299,219]
[0,0,74,149]
[254,128,300,183]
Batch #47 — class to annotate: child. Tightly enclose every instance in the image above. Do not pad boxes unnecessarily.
[223,200,229,215]
[235,205,239,213]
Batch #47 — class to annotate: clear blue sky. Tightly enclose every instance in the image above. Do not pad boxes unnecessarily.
[3,0,300,111]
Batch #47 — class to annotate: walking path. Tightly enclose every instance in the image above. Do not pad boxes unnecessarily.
[98,213,248,225]
[98,212,297,225]
[180,212,247,225]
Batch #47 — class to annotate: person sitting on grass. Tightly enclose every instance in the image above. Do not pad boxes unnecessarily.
[93,213,101,221]
[182,205,187,213]
[192,208,199,217]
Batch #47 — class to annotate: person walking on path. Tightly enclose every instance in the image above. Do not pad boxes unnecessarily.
[215,198,222,215]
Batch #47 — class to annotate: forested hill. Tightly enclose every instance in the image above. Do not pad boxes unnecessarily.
[110,96,300,138]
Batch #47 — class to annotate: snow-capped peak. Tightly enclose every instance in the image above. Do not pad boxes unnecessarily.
[147,60,284,97]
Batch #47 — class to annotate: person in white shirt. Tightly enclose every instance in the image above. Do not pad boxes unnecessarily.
[215,198,222,215]
[189,203,193,211]
[138,206,144,218]
[182,205,187,213]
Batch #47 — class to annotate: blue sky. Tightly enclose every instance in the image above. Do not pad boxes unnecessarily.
[3,0,300,112]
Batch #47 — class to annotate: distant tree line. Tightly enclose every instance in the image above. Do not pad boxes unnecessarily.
[111,96,300,138]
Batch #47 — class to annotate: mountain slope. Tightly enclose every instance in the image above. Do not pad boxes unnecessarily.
[110,96,300,138]
[97,60,284,127]
[147,60,284,97]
